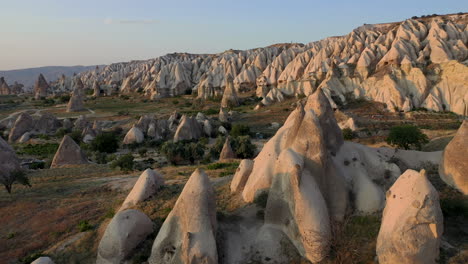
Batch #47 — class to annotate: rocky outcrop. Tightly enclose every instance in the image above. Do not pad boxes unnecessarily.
[333,142,400,213]
[97,209,153,264]
[31,257,55,264]
[76,14,467,115]
[148,168,217,264]
[92,80,101,97]
[173,115,203,142]
[66,78,86,112]
[221,74,240,108]
[265,148,332,263]
[219,108,229,123]
[0,77,10,95]
[305,89,344,154]
[219,137,235,161]
[376,169,443,264]
[230,159,254,193]
[34,112,61,135]
[439,120,468,194]
[123,126,144,145]
[51,135,89,168]
[8,112,34,143]
[120,169,164,211]
[0,137,21,192]
[34,74,49,99]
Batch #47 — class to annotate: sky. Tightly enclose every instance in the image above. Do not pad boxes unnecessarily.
[0,0,466,70]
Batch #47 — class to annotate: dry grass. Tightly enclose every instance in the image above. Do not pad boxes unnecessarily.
[0,165,127,263]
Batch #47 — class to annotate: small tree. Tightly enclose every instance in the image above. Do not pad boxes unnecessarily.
[342,128,355,140]
[1,170,31,194]
[231,124,250,137]
[110,154,134,172]
[232,136,256,159]
[386,125,428,150]
[90,132,119,153]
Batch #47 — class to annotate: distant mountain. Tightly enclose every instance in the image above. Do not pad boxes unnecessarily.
[0,65,103,90]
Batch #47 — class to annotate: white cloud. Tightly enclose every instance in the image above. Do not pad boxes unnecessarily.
[104,17,159,25]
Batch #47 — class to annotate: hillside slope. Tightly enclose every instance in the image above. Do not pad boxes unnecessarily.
[66,13,467,115]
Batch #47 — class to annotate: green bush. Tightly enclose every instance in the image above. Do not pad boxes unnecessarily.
[19,252,48,264]
[69,130,83,143]
[110,154,134,172]
[90,132,119,153]
[206,162,239,170]
[17,143,59,158]
[209,135,256,159]
[93,151,108,164]
[230,124,251,137]
[29,161,45,170]
[342,128,356,140]
[386,125,429,150]
[55,127,70,138]
[37,134,50,140]
[160,140,206,165]
[57,94,70,103]
[203,108,218,115]
[138,148,148,157]
[232,136,256,159]
[77,220,93,232]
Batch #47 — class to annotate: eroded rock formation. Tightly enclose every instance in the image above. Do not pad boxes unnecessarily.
[376,169,443,264]
[73,14,467,115]
[51,135,89,168]
[148,168,217,264]
[439,120,468,194]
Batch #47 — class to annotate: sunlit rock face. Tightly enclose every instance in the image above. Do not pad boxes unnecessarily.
[73,14,466,114]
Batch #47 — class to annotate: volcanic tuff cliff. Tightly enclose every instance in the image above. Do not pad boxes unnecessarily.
[62,13,467,115]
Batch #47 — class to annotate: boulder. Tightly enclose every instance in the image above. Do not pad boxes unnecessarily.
[34,74,49,99]
[219,137,236,161]
[218,126,228,135]
[34,112,60,134]
[120,169,164,211]
[62,118,73,131]
[74,115,90,132]
[203,119,213,137]
[97,209,153,264]
[51,135,89,168]
[148,168,217,264]
[8,112,34,143]
[230,159,254,193]
[333,142,400,214]
[31,257,55,264]
[173,115,203,142]
[439,120,468,194]
[376,169,443,264]
[146,119,168,140]
[123,126,144,145]
[18,132,31,143]
[219,107,229,123]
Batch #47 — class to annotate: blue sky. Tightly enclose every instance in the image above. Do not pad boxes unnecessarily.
[1,0,466,70]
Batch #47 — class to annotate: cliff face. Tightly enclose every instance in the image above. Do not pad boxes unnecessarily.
[71,13,467,115]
